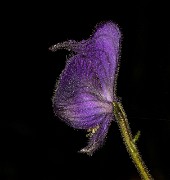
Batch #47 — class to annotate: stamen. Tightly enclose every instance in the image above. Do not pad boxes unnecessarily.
[86,125,99,137]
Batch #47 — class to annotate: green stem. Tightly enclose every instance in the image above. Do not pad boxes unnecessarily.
[112,101,153,180]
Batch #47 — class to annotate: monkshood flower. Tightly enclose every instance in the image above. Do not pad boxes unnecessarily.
[49,22,121,155]
[49,21,154,179]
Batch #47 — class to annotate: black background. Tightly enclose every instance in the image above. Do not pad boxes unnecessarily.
[1,1,170,180]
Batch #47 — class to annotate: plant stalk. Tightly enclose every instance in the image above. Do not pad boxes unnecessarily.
[112,101,153,180]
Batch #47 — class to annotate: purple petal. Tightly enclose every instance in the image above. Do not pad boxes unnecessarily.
[53,54,113,129]
[80,113,112,155]
[85,22,121,101]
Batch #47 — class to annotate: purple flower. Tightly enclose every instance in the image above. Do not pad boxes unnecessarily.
[50,21,121,155]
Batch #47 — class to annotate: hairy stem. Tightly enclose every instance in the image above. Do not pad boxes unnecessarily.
[112,101,153,180]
